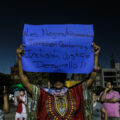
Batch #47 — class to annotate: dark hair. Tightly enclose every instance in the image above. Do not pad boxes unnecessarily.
[105,80,114,86]
[92,91,100,96]
[49,73,67,85]
[20,89,25,94]
[20,89,25,92]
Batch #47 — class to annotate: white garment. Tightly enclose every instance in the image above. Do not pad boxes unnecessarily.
[15,95,27,113]
[15,112,27,120]
[20,96,26,114]
[15,95,27,120]
[93,102,97,107]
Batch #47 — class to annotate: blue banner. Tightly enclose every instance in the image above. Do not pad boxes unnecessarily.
[22,24,94,73]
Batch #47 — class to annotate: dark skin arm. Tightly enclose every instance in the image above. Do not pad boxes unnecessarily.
[86,43,100,87]
[17,43,100,91]
[100,88,109,102]
[16,45,33,94]
[3,86,9,113]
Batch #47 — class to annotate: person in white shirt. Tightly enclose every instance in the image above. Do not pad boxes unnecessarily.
[92,92,107,120]
[15,90,27,120]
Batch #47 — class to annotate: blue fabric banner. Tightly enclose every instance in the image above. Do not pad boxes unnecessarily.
[22,24,94,73]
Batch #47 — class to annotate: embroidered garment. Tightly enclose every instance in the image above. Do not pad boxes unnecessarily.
[27,82,92,120]
[27,84,84,120]
[27,86,40,120]
[41,87,68,96]
[82,82,93,120]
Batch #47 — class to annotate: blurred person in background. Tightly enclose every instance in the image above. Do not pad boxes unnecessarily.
[100,81,120,120]
[0,86,9,120]
[15,90,27,120]
[92,91,107,120]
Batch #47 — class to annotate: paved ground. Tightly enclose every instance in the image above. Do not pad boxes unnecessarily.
[4,102,16,120]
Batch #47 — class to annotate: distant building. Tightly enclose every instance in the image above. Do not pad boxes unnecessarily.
[94,56,120,88]
[10,64,20,83]
[101,68,120,88]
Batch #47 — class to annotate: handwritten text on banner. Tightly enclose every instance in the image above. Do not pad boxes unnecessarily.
[22,24,94,73]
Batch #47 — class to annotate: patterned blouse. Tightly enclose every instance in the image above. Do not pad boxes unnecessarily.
[27,82,92,120]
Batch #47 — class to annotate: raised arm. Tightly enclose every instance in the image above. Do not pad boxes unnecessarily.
[100,88,109,102]
[86,43,100,87]
[16,45,32,94]
[3,86,9,113]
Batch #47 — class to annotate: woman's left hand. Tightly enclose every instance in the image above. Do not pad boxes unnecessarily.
[92,42,100,55]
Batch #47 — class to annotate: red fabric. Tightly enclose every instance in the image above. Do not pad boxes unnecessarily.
[37,88,51,120]
[71,84,84,120]
[37,84,84,120]
[16,103,22,113]
[16,96,23,114]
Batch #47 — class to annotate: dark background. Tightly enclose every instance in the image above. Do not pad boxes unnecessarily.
[0,1,120,74]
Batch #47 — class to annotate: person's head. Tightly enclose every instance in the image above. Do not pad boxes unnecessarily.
[105,81,114,90]
[50,73,67,89]
[20,90,25,96]
[93,92,98,103]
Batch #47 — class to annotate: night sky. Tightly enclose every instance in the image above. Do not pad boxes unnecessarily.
[0,1,120,74]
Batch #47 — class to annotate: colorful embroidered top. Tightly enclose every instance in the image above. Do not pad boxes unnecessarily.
[27,82,92,120]
[41,87,68,96]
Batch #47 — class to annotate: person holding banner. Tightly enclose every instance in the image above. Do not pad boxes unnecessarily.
[16,42,100,120]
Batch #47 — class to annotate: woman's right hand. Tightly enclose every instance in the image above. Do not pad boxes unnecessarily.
[16,44,25,59]
[105,87,110,92]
